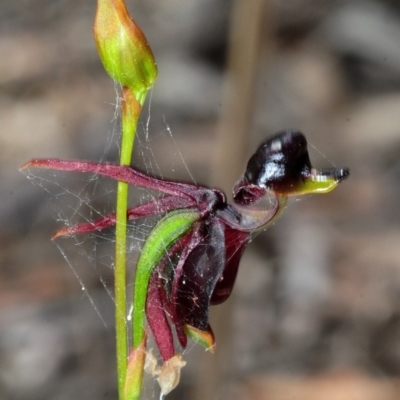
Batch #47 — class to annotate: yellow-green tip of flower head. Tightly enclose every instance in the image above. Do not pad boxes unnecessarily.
[290,167,349,195]
[94,0,157,97]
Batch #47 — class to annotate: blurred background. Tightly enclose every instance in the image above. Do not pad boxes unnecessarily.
[1,0,400,399]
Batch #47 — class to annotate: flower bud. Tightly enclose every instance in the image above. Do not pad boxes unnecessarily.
[94,0,157,99]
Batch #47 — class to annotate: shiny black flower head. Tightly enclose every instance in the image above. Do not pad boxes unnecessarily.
[233,130,349,205]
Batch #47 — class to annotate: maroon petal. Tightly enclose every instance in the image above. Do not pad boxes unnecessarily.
[210,228,249,305]
[52,195,195,239]
[146,269,174,361]
[156,229,201,348]
[175,220,226,331]
[22,159,223,209]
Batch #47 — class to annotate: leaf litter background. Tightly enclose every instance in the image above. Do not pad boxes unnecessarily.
[2,0,400,399]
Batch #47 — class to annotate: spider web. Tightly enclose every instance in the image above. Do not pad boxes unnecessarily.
[21,89,200,398]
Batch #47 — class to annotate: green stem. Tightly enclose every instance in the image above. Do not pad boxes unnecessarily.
[115,87,144,399]
[115,181,129,398]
